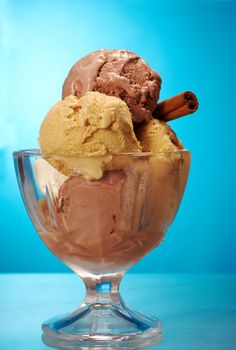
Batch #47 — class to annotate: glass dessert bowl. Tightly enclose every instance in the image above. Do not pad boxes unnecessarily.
[13,149,191,349]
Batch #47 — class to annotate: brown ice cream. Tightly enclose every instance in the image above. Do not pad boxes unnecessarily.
[62,49,161,123]
[136,118,184,152]
[38,168,155,274]
[38,152,190,275]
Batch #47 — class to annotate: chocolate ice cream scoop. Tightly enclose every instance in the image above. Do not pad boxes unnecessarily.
[62,49,161,123]
[37,151,190,275]
[38,168,162,273]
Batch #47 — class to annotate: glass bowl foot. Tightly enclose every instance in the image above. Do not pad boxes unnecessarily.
[42,303,162,349]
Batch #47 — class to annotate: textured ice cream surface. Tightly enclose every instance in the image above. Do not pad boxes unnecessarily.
[62,49,161,123]
[136,119,183,152]
[38,92,141,179]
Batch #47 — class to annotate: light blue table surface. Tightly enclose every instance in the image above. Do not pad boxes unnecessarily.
[1,274,236,350]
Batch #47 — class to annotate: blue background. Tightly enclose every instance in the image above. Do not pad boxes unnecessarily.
[0,0,235,273]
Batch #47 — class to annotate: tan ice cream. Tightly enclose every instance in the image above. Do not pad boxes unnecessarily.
[39,92,141,179]
[62,49,161,123]
[136,119,184,152]
[136,119,190,231]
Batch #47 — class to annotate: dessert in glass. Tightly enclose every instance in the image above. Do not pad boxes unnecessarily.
[13,49,198,349]
[14,149,190,349]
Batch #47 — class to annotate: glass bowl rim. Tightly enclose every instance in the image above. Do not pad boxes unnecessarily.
[13,148,190,159]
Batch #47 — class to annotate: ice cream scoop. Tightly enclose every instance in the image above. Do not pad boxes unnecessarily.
[39,91,141,179]
[62,49,161,123]
[136,119,183,152]
[135,119,190,231]
[37,151,190,274]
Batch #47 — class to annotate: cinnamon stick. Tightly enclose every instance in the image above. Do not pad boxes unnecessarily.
[153,91,199,122]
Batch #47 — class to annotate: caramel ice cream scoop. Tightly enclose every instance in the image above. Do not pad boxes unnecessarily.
[136,119,183,152]
[38,92,141,179]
